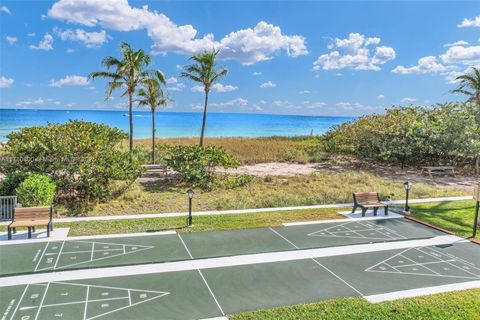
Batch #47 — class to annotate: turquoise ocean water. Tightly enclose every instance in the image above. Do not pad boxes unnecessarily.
[0,109,354,142]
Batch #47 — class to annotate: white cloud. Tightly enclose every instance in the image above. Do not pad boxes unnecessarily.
[0,76,14,88]
[5,36,17,45]
[54,27,108,48]
[444,40,469,47]
[252,72,262,76]
[260,81,276,89]
[191,85,203,92]
[376,94,385,100]
[47,1,307,65]
[166,77,177,84]
[16,97,45,107]
[313,33,396,71]
[336,102,377,111]
[392,56,450,74]
[440,45,480,65]
[401,97,417,103]
[49,75,90,87]
[167,82,185,91]
[29,33,53,51]
[66,48,75,53]
[273,100,299,110]
[27,32,36,37]
[458,16,480,28]
[212,83,238,92]
[299,90,310,94]
[211,97,248,108]
[0,6,11,14]
[305,101,326,109]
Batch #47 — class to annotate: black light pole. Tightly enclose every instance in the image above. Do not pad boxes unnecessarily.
[186,189,194,226]
[473,184,479,238]
[403,181,412,214]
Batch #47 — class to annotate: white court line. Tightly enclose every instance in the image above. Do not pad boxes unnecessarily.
[0,235,465,288]
[9,285,29,320]
[83,285,90,320]
[69,230,177,240]
[34,242,50,272]
[198,317,229,320]
[34,282,49,320]
[365,280,480,303]
[268,228,299,249]
[177,233,194,259]
[197,270,225,316]
[283,215,403,226]
[53,241,66,270]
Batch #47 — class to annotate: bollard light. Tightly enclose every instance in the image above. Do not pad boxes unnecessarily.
[403,181,412,214]
[186,189,194,226]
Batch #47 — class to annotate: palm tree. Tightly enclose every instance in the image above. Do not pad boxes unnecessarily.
[89,42,152,152]
[452,66,480,173]
[137,71,168,164]
[180,49,227,146]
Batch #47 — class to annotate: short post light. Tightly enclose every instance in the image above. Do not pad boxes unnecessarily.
[403,181,412,214]
[186,188,194,226]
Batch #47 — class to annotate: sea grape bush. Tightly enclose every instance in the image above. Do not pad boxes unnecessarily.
[166,145,238,189]
[322,103,480,169]
[16,174,56,207]
[0,120,142,210]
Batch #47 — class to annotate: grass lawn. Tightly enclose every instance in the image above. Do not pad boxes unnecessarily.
[410,200,479,239]
[0,208,342,236]
[87,171,463,216]
[232,288,480,320]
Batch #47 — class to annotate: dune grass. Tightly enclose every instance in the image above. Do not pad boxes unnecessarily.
[133,136,321,164]
[232,288,480,320]
[410,200,479,239]
[87,171,463,216]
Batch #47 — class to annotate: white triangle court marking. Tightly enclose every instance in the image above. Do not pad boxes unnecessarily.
[36,240,154,272]
[307,221,406,241]
[365,247,480,280]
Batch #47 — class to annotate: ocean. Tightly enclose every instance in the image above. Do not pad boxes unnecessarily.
[0,109,354,142]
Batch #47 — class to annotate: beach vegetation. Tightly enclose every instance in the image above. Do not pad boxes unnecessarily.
[137,70,169,164]
[89,42,153,153]
[180,49,228,146]
[1,120,142,211]
[16,173,56,207]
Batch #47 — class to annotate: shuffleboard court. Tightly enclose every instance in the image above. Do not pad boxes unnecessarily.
[0,218,447,277]
[1,242,478,320]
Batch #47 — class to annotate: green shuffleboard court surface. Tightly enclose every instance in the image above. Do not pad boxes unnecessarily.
[0,218,446,277]
[0,242,479,320]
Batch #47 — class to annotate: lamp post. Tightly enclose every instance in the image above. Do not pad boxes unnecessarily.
[186,189,194,226]
[473,183,479,238]
[403,181,412,214]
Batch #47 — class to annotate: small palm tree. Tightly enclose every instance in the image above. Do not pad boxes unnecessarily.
[89,42,152,152]
[137,71,168,164]
[180,49,227,146]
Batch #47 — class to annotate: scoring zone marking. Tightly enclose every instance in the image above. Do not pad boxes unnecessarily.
[365,246,480,279]
[307,221,407,241]
[8,282,169,320]
[33,240,154,272]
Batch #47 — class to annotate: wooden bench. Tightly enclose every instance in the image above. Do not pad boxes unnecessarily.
[352,192,388,217]
[8,207,53,240]
[420,166,455,179]
[141,164,169,175]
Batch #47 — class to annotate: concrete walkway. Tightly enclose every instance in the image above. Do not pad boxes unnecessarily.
[0,195,472,226]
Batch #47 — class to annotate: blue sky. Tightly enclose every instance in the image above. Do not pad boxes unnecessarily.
[0,0,479,116]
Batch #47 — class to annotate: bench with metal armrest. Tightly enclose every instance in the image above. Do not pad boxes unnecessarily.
[352,192,388,217]
[8,206,53,240]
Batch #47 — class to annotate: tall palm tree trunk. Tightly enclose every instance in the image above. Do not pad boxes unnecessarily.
[152,109,156,164]
[128,93,134,152]
[199,90,209,146]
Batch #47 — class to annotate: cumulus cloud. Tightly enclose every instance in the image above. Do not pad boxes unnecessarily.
[167,82,185,91]
[444,40,469,47]
[252,72,262,76]
[305,101,326,109]
[29,33,53,51]
[0,76,14,88]
[458,16,480,28]
[440,45,480,65]
[5,36,17,45]
[336,102,377,111]
[401,97,417,103]
[0,6,11,14]
[392,56,450,74]
[212,83,238,92]
[54,27,108,48]
[313,33,396,71]
[210,97,248,108]
[16,97,45,107]
[166,77,178,84]
[299,90,310,94]
[260,81,276,89]
[49,75,90,87]
[47,0,307,65]
[376,94,385,100]
[191,85,203,92]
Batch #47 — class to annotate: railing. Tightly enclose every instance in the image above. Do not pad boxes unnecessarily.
[0,196,17,220]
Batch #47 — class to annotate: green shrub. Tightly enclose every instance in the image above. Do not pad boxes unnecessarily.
[0,172,28,196]
[322,103,480,168]
[166,145,238,190]
[16,174,56,207]
[217,174,254,189]
[1,120,143,212]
